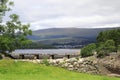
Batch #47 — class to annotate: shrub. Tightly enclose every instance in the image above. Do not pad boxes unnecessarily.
[97,50,109,58]
[97,40,116,58]
[117,45,120,52]
[81,43,96,57]
[0,54,3,60]
[42,59,50,66]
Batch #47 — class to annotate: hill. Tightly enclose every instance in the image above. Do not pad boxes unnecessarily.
[28,28,119,48]
[29,28,113,40]
[0,59,119,80]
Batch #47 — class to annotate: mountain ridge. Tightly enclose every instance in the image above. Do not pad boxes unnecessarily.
[28,27,120,48]
[29,27,119,41]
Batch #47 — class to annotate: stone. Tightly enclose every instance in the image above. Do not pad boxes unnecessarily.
[64,63,69,67]
[68,65,74,68]
[78,59,83,64]
[73,62,78,66]
[68,68,74,71]
[76,64,80,67]
[36,59,41,63]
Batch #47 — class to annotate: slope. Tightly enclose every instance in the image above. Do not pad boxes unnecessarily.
[0,59,119,80]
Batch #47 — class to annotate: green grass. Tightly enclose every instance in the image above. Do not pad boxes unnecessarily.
[0,59,119,80]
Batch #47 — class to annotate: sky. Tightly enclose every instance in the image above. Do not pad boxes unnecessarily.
[4,0,120,30]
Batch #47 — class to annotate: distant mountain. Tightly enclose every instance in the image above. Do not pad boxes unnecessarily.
[28,27,120,48]
[28,28,119,40]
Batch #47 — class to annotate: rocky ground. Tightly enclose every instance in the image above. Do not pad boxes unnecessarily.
[17,53,120,77]
[98,53,120,77]
[48,57,100,74]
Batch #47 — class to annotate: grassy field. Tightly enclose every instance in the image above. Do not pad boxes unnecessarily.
[0,59,119,80]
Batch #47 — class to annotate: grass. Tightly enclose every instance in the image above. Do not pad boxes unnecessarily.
[0,59,119,80]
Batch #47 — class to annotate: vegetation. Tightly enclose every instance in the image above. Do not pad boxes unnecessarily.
[0,59,119,80]
[97,40,116,57]
[0,0,32,54]
[81,29,120,58]
[81,43,96,57]
[29,28,112,49]
[0,54,2,59]
[117,45,120,52]
[42,58,50,66]
[96,29,120,57]
[97,29,120,48]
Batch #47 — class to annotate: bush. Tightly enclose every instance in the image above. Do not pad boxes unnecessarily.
[97,40,116,58]
[42,59,50,66]
[117,45,120,52]
[0,54,3,60]
[97,50,109,58]
[81,43,96,57]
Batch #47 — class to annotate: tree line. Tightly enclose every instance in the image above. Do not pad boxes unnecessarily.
[81,28,120,58]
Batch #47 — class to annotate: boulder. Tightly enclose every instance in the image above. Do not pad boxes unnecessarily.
[68,65,73,68]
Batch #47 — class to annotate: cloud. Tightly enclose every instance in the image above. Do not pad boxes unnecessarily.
[4,0,120,30]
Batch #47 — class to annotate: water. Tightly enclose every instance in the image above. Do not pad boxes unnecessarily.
[11,49,80,55]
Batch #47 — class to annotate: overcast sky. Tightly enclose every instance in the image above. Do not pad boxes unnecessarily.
[4,0,120,30]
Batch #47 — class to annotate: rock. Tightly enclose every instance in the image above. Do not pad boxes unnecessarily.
[73,62,78,66]
[93,60,97,64]
[56,60,60,64]
[68,65,73,68]
[78,59,83,64]
[59,59,64,63]
[68,68,74,71]
[64,63,70,67]
[74,67,78,70]
[36,59,41,63]
[63,57,67,61]
[71,58,78,62]
[65,59,71,63]
[18,57,102,75]
[66,58,78,63]
[32,60,38,63]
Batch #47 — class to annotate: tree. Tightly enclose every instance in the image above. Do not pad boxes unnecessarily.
[117,45,120,52]
[81,43,96,57]
[97,40,116,58]
[82,29,120,58]
[97,31,107,42]
[97,29,120,48]
[0,0,32,54]
[0,0,14,22]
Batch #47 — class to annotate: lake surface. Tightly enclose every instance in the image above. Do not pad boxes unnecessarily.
[11,49,80,55]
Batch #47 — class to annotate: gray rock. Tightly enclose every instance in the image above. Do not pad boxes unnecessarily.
[68,65,74,68]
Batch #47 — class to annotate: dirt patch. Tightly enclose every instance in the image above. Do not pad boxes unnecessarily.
[98,54,120,77]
